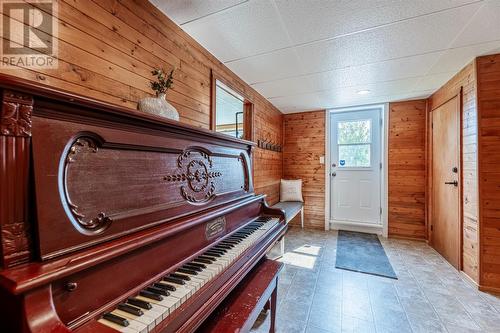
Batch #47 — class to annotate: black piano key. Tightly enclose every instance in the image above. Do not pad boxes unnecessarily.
[103,312,130,327]
[222,239,239,245]
[197,255,215,262]
[214,243,232,248]
[183,264,202,272]
[218,243,234,248]
[208,248,227,254]
[193,258,212,264]
[163,276,186,285]
[200,254,218,261]
[140,290,163,301]
[147,286,169,296]
[226,237,242,243]
[204,251,222,257]
[187,262,207,269]
[117,303,143,316]
[170,273,191,281]
[127,297,152,310]
[177,268,198,275]
[154,282,176,291]
[242,226,257,230]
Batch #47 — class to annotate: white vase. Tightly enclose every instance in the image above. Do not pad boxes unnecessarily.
[138,92,179,121]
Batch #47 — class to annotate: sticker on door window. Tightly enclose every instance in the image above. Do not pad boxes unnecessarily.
[339,160,345,166]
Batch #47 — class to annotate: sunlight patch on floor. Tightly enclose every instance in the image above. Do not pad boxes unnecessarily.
[293,244,321,256]
[277,244,321,270]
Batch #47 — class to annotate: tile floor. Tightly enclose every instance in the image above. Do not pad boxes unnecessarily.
[251,228,500,333]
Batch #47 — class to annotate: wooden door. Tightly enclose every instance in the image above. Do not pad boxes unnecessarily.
[431,95,461,269]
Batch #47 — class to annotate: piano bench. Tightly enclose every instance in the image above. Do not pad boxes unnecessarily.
[197,259,284,333]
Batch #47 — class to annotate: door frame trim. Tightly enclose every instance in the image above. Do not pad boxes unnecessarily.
[324,104,388,236]
[428,88,463,270]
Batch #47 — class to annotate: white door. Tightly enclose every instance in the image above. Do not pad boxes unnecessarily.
[330,108,382,226]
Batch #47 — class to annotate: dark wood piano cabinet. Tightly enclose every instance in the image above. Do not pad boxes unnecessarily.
[0,74,286,333]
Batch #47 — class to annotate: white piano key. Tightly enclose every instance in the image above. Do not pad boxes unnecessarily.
[139,301,170,321]
[108,312,148,333]
[98,318,139,333]
[112,310,156,332]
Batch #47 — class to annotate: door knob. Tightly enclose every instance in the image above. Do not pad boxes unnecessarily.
[444,180,458,187]
[331,172,336,177]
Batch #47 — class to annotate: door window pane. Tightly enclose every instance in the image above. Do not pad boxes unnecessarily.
[337,120,371,144]
[338,144,371,167]
[337,119,372,167]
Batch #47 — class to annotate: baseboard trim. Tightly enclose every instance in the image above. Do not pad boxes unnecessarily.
[460,271,478,288]
[388,234,427,242]
[479,284,500,295]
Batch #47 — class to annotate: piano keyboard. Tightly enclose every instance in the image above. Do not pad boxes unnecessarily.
[97,216,279,333]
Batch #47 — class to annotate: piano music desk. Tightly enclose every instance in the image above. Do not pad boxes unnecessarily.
[197,259,284,333]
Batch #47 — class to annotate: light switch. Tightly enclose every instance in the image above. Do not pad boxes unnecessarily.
[319,156,325,164]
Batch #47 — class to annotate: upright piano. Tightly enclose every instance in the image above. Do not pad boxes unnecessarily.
[0,74,286,333]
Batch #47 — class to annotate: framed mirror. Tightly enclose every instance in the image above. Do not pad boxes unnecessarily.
[211,71,254,141]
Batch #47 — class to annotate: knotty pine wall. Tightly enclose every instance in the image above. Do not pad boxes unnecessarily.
[388,100,427,240]
[0,0,283,204]
[476,54,500,292]
[428,61,478,283]
[283,111,326,229]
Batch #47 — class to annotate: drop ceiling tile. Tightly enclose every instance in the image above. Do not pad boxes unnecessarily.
[226,48,304,84]
[295,2,483,74]
[150,0,247,25]
[413,72,457,92]
[316,77,420,102]
[268,93,322,113]
[251,75,316,98]
[180,0,291,62]
[251,52,442,99]
[307,52,444,92]
[318,89,434,110]
[451,0,500,48]
[428,40,500,74]
[275,0,478,45]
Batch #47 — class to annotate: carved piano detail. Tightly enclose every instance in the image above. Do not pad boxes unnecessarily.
[0,74,286,333]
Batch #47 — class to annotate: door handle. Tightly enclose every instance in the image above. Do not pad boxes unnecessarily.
[444,180,458,187]
[331,172,336,177]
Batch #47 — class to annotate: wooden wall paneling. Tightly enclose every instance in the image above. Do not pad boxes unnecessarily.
[283,111,325,229]
[428,62,478,283]
[388,100,427,240]
[476,54,500,292]
[253,99,283,205]
[0,0,283,205]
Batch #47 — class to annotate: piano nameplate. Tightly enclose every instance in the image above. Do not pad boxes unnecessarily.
[205,217,226,240]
